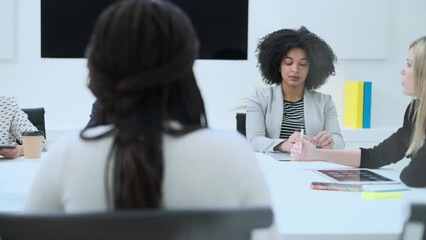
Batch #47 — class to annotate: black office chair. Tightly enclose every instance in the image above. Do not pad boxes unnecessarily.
[401,203,426,240]
[236,112,246,137]
[21,108,46,139]
[0,207,273,240]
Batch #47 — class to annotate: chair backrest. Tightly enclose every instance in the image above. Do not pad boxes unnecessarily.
[236,112,246,136]
[0,207,273,240]
[21,108,46,139]
[401,203,426,240]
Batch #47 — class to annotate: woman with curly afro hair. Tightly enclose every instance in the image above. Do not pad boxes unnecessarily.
[246,26,344,153]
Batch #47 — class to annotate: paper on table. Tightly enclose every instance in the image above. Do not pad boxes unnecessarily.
[267,152,291,161]
[363,184,410,192]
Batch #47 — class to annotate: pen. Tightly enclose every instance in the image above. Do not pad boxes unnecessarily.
[299,128,304,154]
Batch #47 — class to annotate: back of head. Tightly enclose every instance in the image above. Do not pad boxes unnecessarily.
[84,0,207,209]
[86,0,206,128]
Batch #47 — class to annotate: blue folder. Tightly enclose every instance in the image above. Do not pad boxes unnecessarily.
[363,82,372,128]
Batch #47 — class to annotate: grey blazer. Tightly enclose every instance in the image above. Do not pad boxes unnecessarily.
[246,85,344,153]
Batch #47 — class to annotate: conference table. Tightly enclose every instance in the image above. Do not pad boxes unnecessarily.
[2,152,426,240]
[257,152,426,240]
[0,155,45,212]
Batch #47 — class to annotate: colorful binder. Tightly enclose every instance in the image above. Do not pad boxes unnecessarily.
[344,81,364,128]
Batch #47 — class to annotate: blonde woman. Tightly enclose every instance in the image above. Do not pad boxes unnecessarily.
[290,36,426,187]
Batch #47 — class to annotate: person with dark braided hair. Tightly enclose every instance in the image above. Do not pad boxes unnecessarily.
[25,0,270,213]
[246,26,345,153]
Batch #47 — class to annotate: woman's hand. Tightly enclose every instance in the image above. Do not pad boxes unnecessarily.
[275,131,313,152]
[289,138,316,160]
[0,144,22,159]
[312,131,334,149]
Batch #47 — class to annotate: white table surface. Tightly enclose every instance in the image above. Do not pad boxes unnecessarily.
[256,152,426,240]
[0,155,45,212]
[2,152,426,240]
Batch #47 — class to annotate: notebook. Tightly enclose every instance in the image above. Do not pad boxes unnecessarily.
[310,181,363,192]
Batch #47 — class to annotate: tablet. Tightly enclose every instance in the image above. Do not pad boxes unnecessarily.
[314,169,399,184]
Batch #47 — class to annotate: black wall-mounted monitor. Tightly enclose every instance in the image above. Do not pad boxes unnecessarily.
[41,0,249,60]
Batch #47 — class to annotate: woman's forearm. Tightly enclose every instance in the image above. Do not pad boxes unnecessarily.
[315,149,361,167]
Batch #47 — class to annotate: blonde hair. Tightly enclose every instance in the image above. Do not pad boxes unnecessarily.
[407,36,426,155]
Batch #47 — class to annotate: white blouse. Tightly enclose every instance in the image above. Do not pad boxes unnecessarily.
[25,127,271,212]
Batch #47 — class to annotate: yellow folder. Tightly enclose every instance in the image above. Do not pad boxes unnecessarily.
[344,81,364,128]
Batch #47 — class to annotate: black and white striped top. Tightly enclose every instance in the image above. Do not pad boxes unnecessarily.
[279,98,305,140]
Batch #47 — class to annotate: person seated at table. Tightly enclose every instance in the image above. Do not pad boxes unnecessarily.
[25,0,271,220]
[0,96,46,159]
[290,36,426,188]
[246,26,345,153]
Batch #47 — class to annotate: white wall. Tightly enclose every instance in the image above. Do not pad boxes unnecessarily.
[0,0,425,144]
[318,0,426,129]
[0,0,15,59]
[280,0,390,60]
